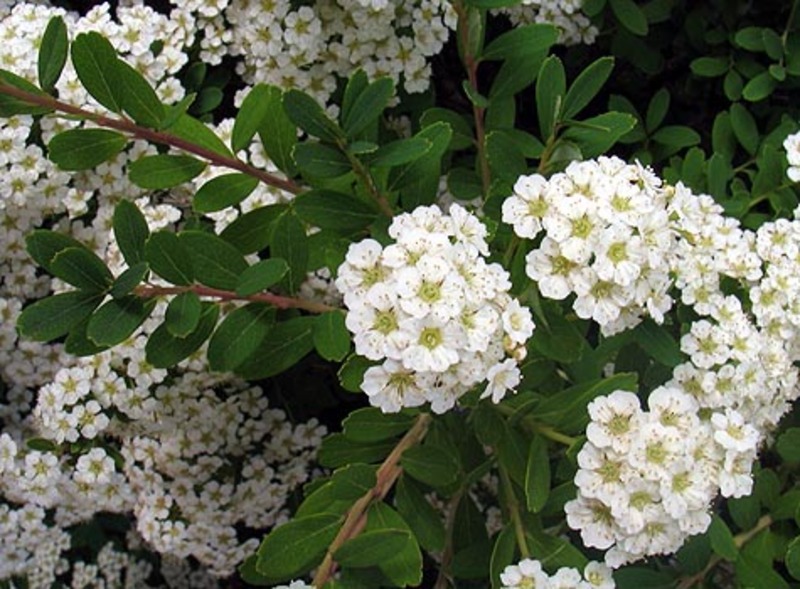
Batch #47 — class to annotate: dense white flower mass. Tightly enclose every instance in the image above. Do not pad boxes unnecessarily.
[499,559,615,589]
[504,157,675,335]
[530,162,800,568]
[336,204,534,413]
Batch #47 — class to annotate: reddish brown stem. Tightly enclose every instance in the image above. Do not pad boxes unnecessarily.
[134,284,338,314]
[312,413,433,588]
[0,82,303,195]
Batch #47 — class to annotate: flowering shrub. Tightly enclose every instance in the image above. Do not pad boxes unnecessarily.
[1,1,800,589]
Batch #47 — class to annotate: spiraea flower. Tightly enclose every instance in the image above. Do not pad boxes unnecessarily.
[337,204,534,413]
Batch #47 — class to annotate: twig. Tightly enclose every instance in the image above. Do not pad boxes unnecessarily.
[133,284,339,314]
[0,82,303,195]
[312,413,433,587]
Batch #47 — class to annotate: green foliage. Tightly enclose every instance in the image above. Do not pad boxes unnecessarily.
[8,7,800,589]
[48,129,128,171]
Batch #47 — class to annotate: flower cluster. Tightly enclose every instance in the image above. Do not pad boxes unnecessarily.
[500,0,598,45]
[503,157,675,335]
[559,166,800,567]
[499,558,614,589]
[336,204,535,413]
[783,129,800,182]
[224,0,455,100]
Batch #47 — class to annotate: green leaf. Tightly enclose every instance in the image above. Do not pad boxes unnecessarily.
[256,86,297,175]
[160,93,196,130]
[395,476,446,552]
[776,428,800,463]
[145,303,219,368]
[462,80,490,108]
[207,303,274,372]
[742,71,776,102]
[129,154,206,190]
[318,433,396,468]
[338,354,375,393]
[293,142,351,178]
[730,103,760,155]
[0,69,52,116]
[613,567,675,589]
[256,513,342,584]
[335,529,411,568]
[313,311,350,362]
[690,56,729,77]
[787,536,800,580]
[652,125,701,150]
[735,27,766,51]
[110,262,148,299]
[235,258,289,297]
[562,57,615,120]
[536,373,639,434]
[47,129,128,171]
[724,70,744,101]
[401,444,460,488]
[17,291,102,342]
[530,306,586,363]
[490,526,517,589]
[369,137,432,167]
[562,112,637,158]
[364,503,422,587]
[633,320,683,367]
[113,200,149,267]
[38,16,68,92]
[220,204,287,254]
[486,130,528,183]
[497,424,529,486]
[610,0,649,35]
[536,56,566,139]
[238,555,272,586]
[420,108,474,150]
[50,247,113,292]
[114,59,164,128]
[70,32,123,113]
[86,296,155,346]
[283,89,345,143]
[232,84,272,152]
[178,230,248,290]
[709,515,738,561]
[293,190,377,233]
[525,435,550,513]
[167,113,233,158]
[164,291,202,338]
[193,173,259,213]
[390,122,452,208]
[645,88,669,133]
[482,24,559,60]
[342,77,394,138]
[327,464,378,501]
[736,550,790,589]
[343,408,415,442]
[236,316,316,379]
[270,211,308,294]
[145,231,194,286]
[526,527,588,571]
[26,230,86,274]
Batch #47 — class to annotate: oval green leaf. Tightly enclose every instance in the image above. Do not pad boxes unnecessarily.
[87,296,155,346]
[193,173,259,213]
[17,291,103,342]
[50,247,113,292]
[178,230,248,290]
[48,129,128,171]
[129,154,206,190]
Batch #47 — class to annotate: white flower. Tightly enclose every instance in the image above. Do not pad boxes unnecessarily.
[482,359,521,403]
